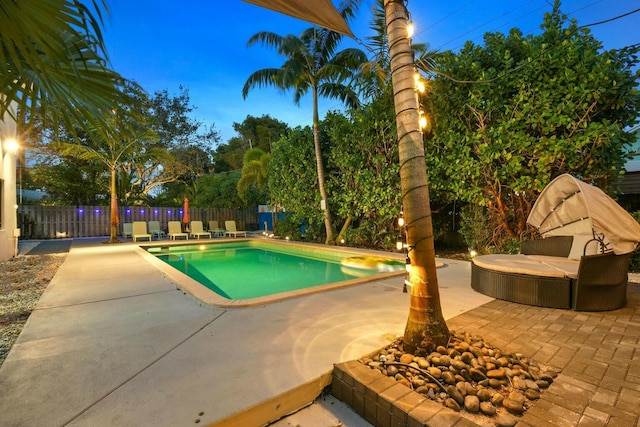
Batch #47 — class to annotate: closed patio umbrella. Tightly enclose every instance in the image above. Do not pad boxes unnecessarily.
[182,197,190,231]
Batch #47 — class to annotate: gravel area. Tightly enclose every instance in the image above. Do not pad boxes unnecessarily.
[0,253,66,366]
[362,332,559,426]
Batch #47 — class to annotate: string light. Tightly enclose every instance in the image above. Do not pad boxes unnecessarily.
[397,211,405,227]
[419,112,428,129]
[406,21,415,38]
[414,72,425,93]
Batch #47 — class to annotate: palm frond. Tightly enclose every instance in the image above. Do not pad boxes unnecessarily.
[318,82,360,110]
[1,0,132,139]
[246,31,285,49]
[242,68,288,98]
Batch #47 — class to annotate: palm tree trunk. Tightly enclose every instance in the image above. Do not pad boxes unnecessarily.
[336,216,352,244]
[109,166,118,243]
[385,0,450,353]
[312,85,335,244]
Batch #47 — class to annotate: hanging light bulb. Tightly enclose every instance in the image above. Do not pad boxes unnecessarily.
[397,211,405,227]
[407,21,415,38]
[414,72,425,93]
[419,116,427,129]
[419,112,428,129]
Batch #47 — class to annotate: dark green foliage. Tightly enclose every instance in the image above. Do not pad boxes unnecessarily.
[324,91,401,249]
[268,127,325,237]
[267,90,403,249]
[30,157,107,206]
[213,115,289,172]
[193,171,261,209]
[426,5,640,249]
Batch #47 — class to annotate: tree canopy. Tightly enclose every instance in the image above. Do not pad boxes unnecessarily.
[425,5,640,250]
[30,86,218,207]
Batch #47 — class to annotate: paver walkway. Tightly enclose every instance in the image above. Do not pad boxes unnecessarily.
[446,283,640,426]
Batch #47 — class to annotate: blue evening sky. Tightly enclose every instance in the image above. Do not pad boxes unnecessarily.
[102,0,639,143]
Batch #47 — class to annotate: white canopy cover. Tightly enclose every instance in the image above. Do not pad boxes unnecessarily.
[527,174,640,254]
[242,0,353,36]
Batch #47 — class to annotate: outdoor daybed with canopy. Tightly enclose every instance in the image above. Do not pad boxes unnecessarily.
[471,174,640,311]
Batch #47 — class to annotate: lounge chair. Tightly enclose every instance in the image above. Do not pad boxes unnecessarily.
[471,174,640,311]
[225,220,247,238]
[148,220,165,240]
[190,221,211,239]
[168,221,189,240]
[208,220,225,237]
[132,221,152,242]
[122,222,133,239]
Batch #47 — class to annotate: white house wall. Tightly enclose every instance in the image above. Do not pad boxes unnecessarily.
[0,102,18,261]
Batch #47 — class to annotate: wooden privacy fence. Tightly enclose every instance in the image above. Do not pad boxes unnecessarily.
[17,205,258,239]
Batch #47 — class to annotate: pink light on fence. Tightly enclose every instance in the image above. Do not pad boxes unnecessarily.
[78,208,84,215]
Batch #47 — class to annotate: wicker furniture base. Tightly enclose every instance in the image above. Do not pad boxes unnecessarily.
[471,263,572,309]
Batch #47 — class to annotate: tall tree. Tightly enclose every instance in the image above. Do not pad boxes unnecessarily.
[212,115,288,172]
[57,101,165,243]
[126,87,219,201]
[242,0,367,244]
[232,114,289,154]
[384,0,450,353]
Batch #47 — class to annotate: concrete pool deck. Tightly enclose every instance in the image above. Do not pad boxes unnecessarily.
[3,237,638,426]
[0,237,491,426]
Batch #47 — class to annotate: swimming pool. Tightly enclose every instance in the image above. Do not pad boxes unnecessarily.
[142,240,405,306]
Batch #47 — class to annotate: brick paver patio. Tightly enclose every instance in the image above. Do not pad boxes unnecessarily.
[334,282,640,426]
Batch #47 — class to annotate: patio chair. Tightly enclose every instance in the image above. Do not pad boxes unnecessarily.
[132,221,152,242]
[225,220,247,238]
[572,252,631,311]
[190,221,211,239]
[122,222,133,239]
[148,220,165,240]
[208,220,225,237]
[168,221,189,240]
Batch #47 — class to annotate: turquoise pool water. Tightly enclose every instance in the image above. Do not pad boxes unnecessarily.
[146,241,403,300]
